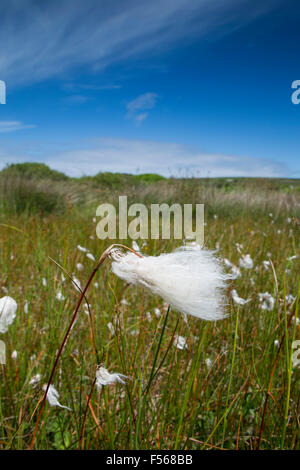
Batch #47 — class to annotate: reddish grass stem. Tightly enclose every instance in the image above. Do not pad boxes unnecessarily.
[29,244,142,450]
[78,377,97,450]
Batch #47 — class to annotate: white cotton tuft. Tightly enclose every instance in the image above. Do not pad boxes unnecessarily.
[230,265,242,280]
[285,294,295,305]
[107,322,115,335]
[154,307,161,318]
[173,335,188,350]
[76,262,84,272]
[86,252,96,262]
[263,260,271,270]
[24,301,29,314]
[29,374,41,387]
[111,247,230,321]
[77,244,89,253]
[223,258,233,268]
[56,291,65,301]
[42,384,71,411]
[11,350,18,360]
[0,296,17,333]
[231,289,251,306]
[95,366,128,390]
[238,254,254,269]
[72,276,82,292]
[258,292,275,311]
[205,357,213,370]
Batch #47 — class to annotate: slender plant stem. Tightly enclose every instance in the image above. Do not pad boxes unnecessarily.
[29,243,142,450]
[78,377,96,450]
[221,305,239,447]
[135,306,170,448]
[144,306,170,395]
[174,325,207,450]
[256,301,297,450]
[280,280,300,448]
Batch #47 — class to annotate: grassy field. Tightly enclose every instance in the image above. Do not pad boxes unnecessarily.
[0,164,299,450]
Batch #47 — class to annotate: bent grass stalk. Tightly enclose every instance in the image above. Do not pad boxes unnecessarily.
[48,255,100,362]
[29,244,142,450]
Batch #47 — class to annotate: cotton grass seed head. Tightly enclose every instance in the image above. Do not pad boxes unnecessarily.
[42,384,71,411]
[95,366,128,391]
[11,350,18,360]
[223,258,233,268]
[173,335,188,350]
[111,247,230,321]
[56,291,65,301]
[238,254,254,269]
[76,262,84,272]
[77,244,89,253]
[231,289,251,306]
[258,292,275,311]
[0,296,17,334]
[263,260,271,270]
[29,374,41,387]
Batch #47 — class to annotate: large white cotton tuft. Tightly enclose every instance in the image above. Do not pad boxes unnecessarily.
[111,247,230,321]
[0,296,17,334]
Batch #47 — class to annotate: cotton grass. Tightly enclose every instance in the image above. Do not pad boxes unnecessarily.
[111,247,230,321]
[0,296,17,333]
[95,366,128,390]
[258,292,275,311]
[231,289,251,306]
[42,384,71,411]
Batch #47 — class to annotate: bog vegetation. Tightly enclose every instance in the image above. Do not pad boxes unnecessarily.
[0,163,299,450]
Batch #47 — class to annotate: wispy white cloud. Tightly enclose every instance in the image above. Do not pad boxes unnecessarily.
[135,112,148,125]
[0,0,277,87]
[126,92,158,124]
[126,93,158,114]
[0,137,287,177]
[0,121,35,133]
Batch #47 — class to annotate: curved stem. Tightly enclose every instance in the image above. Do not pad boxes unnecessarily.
[29,243,141,450]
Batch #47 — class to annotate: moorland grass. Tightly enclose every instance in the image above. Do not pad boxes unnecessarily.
[0,169,299,450]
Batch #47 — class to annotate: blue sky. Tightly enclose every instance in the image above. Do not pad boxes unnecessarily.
[0,0,299,177]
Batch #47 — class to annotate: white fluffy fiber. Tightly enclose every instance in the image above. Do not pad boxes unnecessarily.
[42,384,71,411]
[0,296,17,333]
[111,247,230,321]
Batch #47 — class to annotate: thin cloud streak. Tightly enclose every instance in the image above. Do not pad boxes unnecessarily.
[126,92,158,124]
[0,137,287,177]
[0,0,277,86]
[0,121,35,133]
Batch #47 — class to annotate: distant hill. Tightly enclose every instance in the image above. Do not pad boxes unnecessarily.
[0,162,299,215]
[1,162,299,190]
[0,162,69,181]
[0,163,166,187]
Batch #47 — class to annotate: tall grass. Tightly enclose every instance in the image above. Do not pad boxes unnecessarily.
[0,172,299,450]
